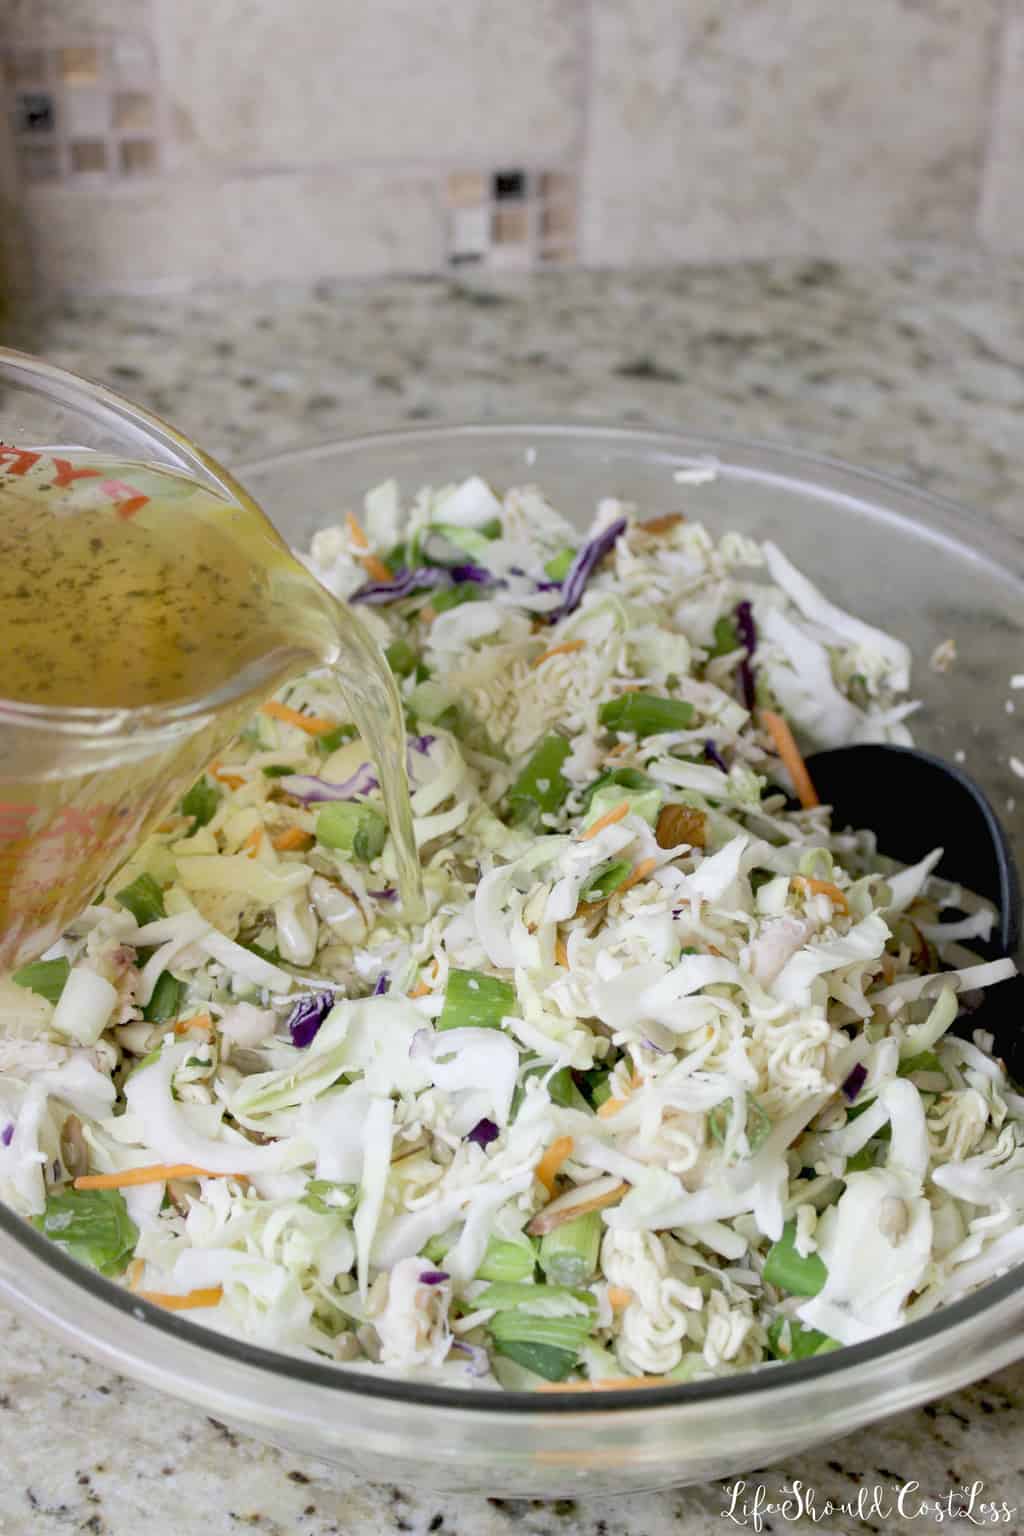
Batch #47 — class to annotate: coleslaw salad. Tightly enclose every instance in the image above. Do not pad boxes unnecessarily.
[1,474,1021,1392]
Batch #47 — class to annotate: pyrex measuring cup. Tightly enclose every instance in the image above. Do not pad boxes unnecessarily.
[0,348,415,971]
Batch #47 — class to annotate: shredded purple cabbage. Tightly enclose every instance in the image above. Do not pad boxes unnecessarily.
[547,517,627,621]
[704,739,729,773]
[368,887,397,902]
[841,1062,868,1102]
[735,599,757,654]
[449,562,494,585]
[408,734,435,756]
[372,973,390,996]
[279,766,378,804]
[418,1269,450,1286]
[288,991,336,1049]
[465,1117,499,1149]
[452,1339,491,1377]
[350,566,448,605]
[735,600,758,709]
[1,1123,13,1148]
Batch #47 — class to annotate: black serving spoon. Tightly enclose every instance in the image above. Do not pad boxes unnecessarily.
[806,744,1024,1080]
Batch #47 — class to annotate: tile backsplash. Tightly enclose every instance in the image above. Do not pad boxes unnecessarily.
[0,0,1018,294]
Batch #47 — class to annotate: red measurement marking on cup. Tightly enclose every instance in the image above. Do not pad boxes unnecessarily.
[0,447,41,475]
[52,458,102,488]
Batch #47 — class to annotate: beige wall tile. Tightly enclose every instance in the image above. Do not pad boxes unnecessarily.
[19,165,443,293]
[583,0,1001,265]
[158,0,580,170]
[979,2,1024,252]
[22,175,232,292]
[225,167,443,282]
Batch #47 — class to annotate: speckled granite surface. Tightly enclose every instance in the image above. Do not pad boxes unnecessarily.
[2,251,1024,1533]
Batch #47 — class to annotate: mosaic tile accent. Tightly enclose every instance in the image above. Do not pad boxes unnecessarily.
[445,167,577,269]
[3,31,162,185]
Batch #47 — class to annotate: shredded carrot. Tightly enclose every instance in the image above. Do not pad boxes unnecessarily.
[534,1135,574,1196]
[793,874,849,912]
[240,826,263,858]
[138,1287,224,1312]
[605,742,631,759]
[260,700,338,736]
[209,761,245,790]
[761,709,820,809]
[344,510,371,550]
[408,978,432,999]
[580,800,631,841]
[174,1013,213,1036]
[597,1096,628,1119]
[345,511,393,583]
[272,826,314,852]
[534,639,585,668]
[536,1375,664,1394]
[74,1165,242,1190]
[607,1285,633,1310]
[127,1258,145,1293]
[615,857,657,896]
[360,552,393,583]
[554,935,569,968]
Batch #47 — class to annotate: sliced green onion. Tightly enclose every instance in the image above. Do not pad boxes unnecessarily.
[437,968,516,1032]
[32,1188,138,1277]
[385,637,419,677]
[476,1281,596,1314]
[115,872,166,926]
[766,1317,838,1361]
[507,734,572,826]
[489,1306,593,1381]
[898,1049,943,1078]
[763,1222,828,1297]
[579,858,632,902]
[476,1236,537,1284]
[598,693,695,737]
[300,1179,356,1215]
[490,1338,577,1383]
[422,1230,455,1265]
[315,802,388,862]
[431,519,501,558]
[315,724,357,755]
[143,971,183,1024]
[178,776,220,828]
[544,547,576,581]
[708,616,740,657]
[430,583,483,615]
[261,763,297,779]
[708,1096,771,1153]
[583,781,662,830]
[580,766,657,812]
[538,1211,601,1287]
[11,957,70,1006]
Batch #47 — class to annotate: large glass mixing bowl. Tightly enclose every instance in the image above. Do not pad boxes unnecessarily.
[1,424,1022,1494]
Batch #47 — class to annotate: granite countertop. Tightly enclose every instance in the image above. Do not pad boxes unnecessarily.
[2,249,1024,1535]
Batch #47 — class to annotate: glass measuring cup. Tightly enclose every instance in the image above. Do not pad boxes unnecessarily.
[0,347,417,971]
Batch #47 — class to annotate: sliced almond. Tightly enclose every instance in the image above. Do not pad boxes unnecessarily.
[639,513,685,536]
[656,803,706,850]
[526,1175,628,1236]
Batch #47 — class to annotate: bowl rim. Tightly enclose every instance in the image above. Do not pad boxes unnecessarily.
[4,418,1023,1417]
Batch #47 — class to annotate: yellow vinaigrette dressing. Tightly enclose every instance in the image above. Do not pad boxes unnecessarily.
[0,447,422,969]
